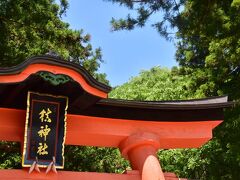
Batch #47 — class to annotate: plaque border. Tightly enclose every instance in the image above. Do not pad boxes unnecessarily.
[22,91,68,169]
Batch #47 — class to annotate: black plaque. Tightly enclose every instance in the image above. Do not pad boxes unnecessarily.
[22,92,68,168]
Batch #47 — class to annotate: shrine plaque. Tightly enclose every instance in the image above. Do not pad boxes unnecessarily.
[22,92,68,168]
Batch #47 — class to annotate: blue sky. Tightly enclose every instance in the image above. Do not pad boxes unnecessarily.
[62,0,177,87]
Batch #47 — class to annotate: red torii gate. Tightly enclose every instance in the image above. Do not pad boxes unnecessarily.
[0,56,231,180]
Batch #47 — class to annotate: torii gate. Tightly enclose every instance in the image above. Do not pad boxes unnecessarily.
[0,56,231,180]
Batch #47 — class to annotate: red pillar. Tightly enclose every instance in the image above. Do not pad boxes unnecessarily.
[120,132,165,180]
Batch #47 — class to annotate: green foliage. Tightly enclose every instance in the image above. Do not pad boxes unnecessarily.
[0,143,130,173]
[64,146,130,173]
[208,105,240,179]
[175,0,240,98]
[110,66,195,100]
[107,0,184,40]
[94,73,110,85]
[174,2,240,178]
[107,0,240,92]
[0,0,103,77]
[0,142,21,169]
[158,148,206,178]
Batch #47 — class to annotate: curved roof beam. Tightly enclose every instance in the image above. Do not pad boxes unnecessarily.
[98,95,232,110]
[0,55,111,98]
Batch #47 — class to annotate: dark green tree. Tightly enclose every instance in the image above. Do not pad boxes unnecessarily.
[64,146,129,173]
[175,0,240,97]
[0,0,104,78]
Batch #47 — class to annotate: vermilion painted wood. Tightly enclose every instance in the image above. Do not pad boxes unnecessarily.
[0,169,185,180]
[0,64,108,98]
[0,169,141,180]
[0,108,222,148]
